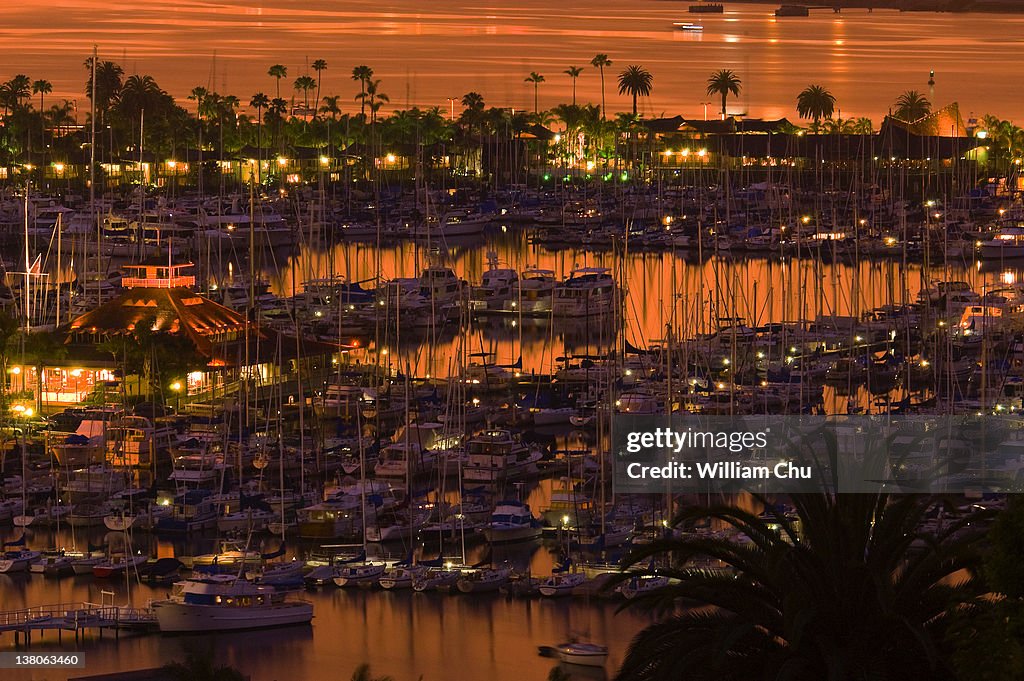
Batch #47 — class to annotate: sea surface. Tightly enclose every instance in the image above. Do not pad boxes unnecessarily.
[1,0,1021,120]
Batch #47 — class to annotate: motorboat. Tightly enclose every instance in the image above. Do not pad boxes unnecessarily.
[153,577,313,632]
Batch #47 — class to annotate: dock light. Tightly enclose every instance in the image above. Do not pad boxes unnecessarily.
[717,383,726,390]
[801,216,811,224]
[554,134,561,142]
[11,405,24,413]
[53,162,65,172]
[663,150,673,157]
[859,219,867,226]
[9,366,20,375]
[167,160,177,169]
[757,351,765,359]
[926,200,935,207]
[24,163,33,171]
[71,369,82,377]
[386,153,396,163]
[854,335,863,342]
[586,160,596,171]
[977,130,988,139]
[697,149,707,158]
[562,515,570,526]
[472,398,480,406]
[320,156,330,166]
[625,369,633,376]
[722,358,730,365]
[170,381,182,392]
[1000,208,1007,217]
[277,157,288,166]
[681,148,690,157]
[23,408,33,418]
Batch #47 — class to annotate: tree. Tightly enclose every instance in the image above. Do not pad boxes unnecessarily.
[613,492,991,681]
[617,65,652,117]
[163,647,245,681]
[250,92,269,171]
[352,65,374,119]
[356,80,388,126]
[564,66,584,106]
[894,90,932,122]
[591,54,612,120]
[84,59,123,126]
[311,59,327,116]
[349,664,392,681]
[319,95,341,120]
[525,72,545,114]
[294,75,317,115]
[267,64,287,100]
[31,79,51,113]
[706,69,741,119]
[796,84,837,130]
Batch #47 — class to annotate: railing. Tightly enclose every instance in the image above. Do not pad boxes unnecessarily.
[0,603,83,630]
[121,275,196,289]
[0,602,156,632]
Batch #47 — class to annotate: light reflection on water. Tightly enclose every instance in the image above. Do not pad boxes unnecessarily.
[5,1,1024,119]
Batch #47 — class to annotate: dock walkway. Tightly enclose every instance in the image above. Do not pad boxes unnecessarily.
[0,602,157,645]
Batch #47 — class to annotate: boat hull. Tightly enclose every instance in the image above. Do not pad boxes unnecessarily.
[153,601,313,633]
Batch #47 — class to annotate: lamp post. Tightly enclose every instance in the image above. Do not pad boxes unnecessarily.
[446,97,457,121]
[170,381,182,413]
[701,101,712,121]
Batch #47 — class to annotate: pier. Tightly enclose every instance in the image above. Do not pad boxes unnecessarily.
[0,602,157,646]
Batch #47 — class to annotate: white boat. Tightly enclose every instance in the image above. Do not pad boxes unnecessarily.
[555,642,609,667]
[71,554,106,575]
[456,566,510,593]
[411,566,464,592]
[464,429,543,484]
[617,574,670,599]
[30,554,75,576]
[249,560,306,587]
[379,564,427,590]
[551,268,618,317]
[93,553,148,578]
[217,509,276,533]
[482,500,542,543]
[153,577,313,633]
[332,561,386,587]
[0,549,40,573]
[538,571,587,597]
[980,227,1024,259]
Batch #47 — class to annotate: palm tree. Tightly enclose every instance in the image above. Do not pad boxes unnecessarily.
[311,59,327,116]
[591,54,612,120]
[564,66,584,106]
[617,65,653,117]
[349,664,393,681]
[267,64,287,100]
[84,59,123,125]
[352,65,374,118]
[249,92,270,177]
[524,72,545,114]
[162,648,245,681]
[31,79,51,113]
[359,80,389,126]
[293,75,317,115]
[614,491,991,681]
[319,94,341,120]
[796,84,837,130]
[706,69,741,119]
[851,116,874,134]
[894,90,932,122]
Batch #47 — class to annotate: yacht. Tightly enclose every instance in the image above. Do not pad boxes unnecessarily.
[105,415,177,467]
[154,489,218,534]
[551,268,618,317]
[980,227,1024,260]
[464,429,542,484]
[482,500,542,543]
[153,577,313,632]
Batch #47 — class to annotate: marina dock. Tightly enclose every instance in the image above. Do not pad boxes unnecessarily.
[0,602,157,646]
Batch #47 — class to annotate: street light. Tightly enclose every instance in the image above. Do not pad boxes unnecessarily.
[701,101,712,121]
[170,381,182,413]
[446,97,457,121]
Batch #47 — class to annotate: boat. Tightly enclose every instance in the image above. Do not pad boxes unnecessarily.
[332,561,386,587]
[980,227,1024,260]
[153,577,313,632]
[551,268,618,317]
[30,554,75,576]
[464,429,543,484]
[411,565,467,592]
[456,566,510,593]
[539,561,588,597]
[617,574,670,599]
[483,500,543,543]
[154,489,218,534]
[93,553,148,578]
[775,4,810,16]
[379,564,427,590]
[555,642,609,667]
[0,549,40,573]
[250,560,306,587]
[673,22,704,31]
[689,2,724,12]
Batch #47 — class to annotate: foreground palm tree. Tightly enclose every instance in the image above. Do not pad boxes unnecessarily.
[564,66,584,105]
[796,84,836,130]
[705,69,741,119]
[591,54,612,119]
[525,71,545,113]
[614,492,991,681]
[163,648,245,681]
[894,90,931,122]
[617,65,653,116]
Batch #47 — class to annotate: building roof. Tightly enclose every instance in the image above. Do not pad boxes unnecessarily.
[66,286,249,358]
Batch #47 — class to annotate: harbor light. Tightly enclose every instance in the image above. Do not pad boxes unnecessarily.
[277,157,288,166]
[977,130,988,139]
[9,366,20,375]
[554,134,561,142]
[53,162,65,172]
[170,381,182,392]
[697,148,707,158]
[386,153,396,163]
[320,156,330,166]
[167,160,177,169]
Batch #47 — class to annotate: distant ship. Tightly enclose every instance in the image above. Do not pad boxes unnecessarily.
[775,4,811,16]
[689,2,724,13]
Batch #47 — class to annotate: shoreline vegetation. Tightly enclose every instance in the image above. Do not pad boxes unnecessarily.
[694,0,1024,13]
